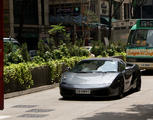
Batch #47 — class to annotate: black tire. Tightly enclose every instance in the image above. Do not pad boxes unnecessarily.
[62,95,69,100]
[135,76,141,92]
[117,80,124,99]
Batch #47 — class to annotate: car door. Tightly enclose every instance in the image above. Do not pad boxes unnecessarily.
[124,64,133,91]
[119,61,132,91]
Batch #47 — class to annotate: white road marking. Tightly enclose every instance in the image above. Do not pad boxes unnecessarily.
[0,116,11,119]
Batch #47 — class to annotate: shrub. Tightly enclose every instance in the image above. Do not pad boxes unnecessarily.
[52,49,64,59]
[20,43,30,62]
[37,44,89,61]
[46,56,87,84]
[4,63,33,93]
[31,56,45,64]
[59,44,70,57]
[48,24,71,47]
[43,51,53,61]
[69,45,90,57]
[91,45,108,57]
[4,56,87,93]
[91,42,126,57]
[4,49,24,66]
[37,40,50,58]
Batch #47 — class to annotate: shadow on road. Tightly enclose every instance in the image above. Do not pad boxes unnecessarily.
[59,90,138,102]
[76,104,153,120]
[59,97,118,102]
[141,70,153,76]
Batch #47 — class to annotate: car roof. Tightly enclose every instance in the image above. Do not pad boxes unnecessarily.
[81,57,123,62]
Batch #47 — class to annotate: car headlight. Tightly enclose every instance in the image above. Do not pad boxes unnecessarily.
[102,83,112,87]
[60,74,67,84]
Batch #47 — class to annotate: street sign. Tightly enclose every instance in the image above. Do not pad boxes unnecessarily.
[0,0,4,110]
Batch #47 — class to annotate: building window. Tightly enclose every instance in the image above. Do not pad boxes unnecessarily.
[49,4,81,16]
[90,0,96,13]
[13,0,38,25]
[113,1,121,20]
[49,3,81,24]
[41,0,44,25]
[124,3,130,19]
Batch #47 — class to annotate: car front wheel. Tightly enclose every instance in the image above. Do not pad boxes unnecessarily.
[117,80,124,99]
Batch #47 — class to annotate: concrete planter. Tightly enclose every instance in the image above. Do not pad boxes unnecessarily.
[31,66,51,87]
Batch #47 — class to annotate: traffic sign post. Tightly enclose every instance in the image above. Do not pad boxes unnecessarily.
[0,0,4,110]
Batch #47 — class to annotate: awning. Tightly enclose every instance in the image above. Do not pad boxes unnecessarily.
[50,15,87,25]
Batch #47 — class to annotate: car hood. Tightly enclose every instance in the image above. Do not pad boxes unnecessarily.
[62,72,119,85]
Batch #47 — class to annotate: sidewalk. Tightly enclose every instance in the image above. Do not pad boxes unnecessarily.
[4,83,59,99]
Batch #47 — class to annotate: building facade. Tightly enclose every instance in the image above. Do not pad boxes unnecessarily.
[4,0,50,50]
[3,0,143,48]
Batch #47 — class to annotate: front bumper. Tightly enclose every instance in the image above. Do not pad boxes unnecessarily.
[60,84,119,98]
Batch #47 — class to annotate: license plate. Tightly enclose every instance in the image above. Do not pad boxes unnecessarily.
[75,89,91,94]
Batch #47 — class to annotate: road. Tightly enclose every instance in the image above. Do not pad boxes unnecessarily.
[0,75,153,120]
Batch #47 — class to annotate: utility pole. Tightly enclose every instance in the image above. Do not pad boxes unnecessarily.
[17,0,25,44]
[81,0,85,45]
[0,0,4,110]
[108,0,112,40]
[97,0,101,43]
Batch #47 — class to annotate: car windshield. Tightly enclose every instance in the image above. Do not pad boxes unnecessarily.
[71,60,118,73]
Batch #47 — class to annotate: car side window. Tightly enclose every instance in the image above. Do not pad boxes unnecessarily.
[118,61,126,72]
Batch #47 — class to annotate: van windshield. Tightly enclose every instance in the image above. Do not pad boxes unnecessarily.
[128,29,153,47]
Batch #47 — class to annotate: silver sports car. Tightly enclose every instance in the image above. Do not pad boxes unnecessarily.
[60,58,141,99]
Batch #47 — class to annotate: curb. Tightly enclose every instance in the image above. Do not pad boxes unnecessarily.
[4,83,59,99]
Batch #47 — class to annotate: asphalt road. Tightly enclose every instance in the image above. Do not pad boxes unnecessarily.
[0,74,153,120]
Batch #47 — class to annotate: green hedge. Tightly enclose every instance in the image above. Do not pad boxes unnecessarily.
[4,56,87,93]
[4,63,33,93]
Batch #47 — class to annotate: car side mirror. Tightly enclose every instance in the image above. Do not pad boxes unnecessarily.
[125,66,131,70]
[65,67,71,72]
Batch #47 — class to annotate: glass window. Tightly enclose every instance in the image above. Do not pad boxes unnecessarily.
[129,29,153,47]
[127,30,135,45]
[118,62,125,72]
[13,0,38,25]
[146,30,153,47]
[134,30,147,46]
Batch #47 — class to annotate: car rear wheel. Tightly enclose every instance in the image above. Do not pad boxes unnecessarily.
[135,76,141,92]
[117,80,124,99]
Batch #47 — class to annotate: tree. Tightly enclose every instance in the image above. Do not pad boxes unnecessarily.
[85,10,99,23]
[84,10,99,45]
[48,25,71,48]
[108,0,125,40]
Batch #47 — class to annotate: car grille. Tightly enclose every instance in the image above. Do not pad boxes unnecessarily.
[61,87,110,97]
[60,87,75,95]
[92,89,110,96]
